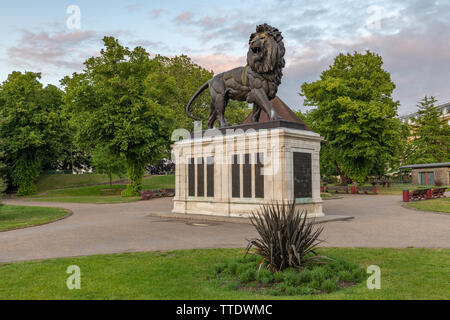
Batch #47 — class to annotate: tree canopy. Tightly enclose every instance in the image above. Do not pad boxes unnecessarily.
[407,96,450,164]
[300,51,402,184]
[0,72,66,195]
[0,151,6,198]
[62,37,173,195]
[91,145,127,187]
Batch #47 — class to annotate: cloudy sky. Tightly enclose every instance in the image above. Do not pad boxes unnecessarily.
[1,0,449,115]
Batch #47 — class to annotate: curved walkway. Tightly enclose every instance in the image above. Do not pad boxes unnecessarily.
[0,195,449,263]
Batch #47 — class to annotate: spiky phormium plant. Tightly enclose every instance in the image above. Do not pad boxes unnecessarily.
[246,202,325,272]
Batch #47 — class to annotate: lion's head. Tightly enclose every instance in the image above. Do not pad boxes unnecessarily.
[247,24,286,84]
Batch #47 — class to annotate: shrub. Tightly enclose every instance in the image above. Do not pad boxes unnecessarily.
[350,267,365,282]
[311,267,328,283]
[214,254,365,297]
[298,286,315,295]
[283,269,301,286]
[225,281,240,290]
[238,269,255,283]
[298,269,312,283]
[337,270,353,282]
[236,263,251,275]
[321,279,338,293]
[256,268,273,284]
[308,280,321,290]
[273,272,284,283]
[0,159,6,201]
[12,155,40,196]
[227,261,239,275]
[285,286,300,296]
[246,202,325,272]
[213,263,226,275]
[259,275,273,286]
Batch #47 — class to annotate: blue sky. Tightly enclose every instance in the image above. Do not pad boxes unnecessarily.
[1,0,449,115]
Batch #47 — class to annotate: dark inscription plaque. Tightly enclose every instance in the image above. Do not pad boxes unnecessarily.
[232,155,240,198]
[255,153,264,199]
[197,157,204,197]
[207,157,214,198]
[243,154,252,198]
[293,152,312,199]
[188,158,195,197]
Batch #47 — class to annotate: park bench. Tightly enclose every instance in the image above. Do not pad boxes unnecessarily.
[409,189,428,201]
[151,190,164,198]
[432,188,447,199]
[356,186,378,195]
[139,190,154,201]
[371,181,391,188]
[139,189,175,200]
[326,186,349,194]
[162,189,175,197]
[139,189,175,201]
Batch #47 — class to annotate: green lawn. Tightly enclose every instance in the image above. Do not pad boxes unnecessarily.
[142,175,175,189]
[36,173,124,193]
[24,175,175,204]
[0,205,70,232]
[408,197,450,214]
[0,248,448,300]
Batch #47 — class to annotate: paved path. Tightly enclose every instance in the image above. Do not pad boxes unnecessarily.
[0,195,449,262]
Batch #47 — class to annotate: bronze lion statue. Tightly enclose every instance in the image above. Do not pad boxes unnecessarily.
[186,23,286,129]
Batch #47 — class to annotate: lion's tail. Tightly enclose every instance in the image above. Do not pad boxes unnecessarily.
[186,81,210,121]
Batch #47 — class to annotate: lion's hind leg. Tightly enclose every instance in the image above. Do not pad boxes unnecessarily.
[207,107,217,129]
[212,94,231,128]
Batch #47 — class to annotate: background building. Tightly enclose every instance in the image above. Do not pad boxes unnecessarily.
[399,163,450,186]
[400,102,450,125]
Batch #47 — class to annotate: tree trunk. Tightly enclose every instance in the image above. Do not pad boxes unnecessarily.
[335,161,353,185]
[339,174,353,186]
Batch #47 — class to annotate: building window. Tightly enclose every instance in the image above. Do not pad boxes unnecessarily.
[255,153,264,199]
[231,153,265,200]
[419,172,434,186]
[197,158,204,197]
[188,158,195,197]
[243,154,252,198]
[232,155,240,198]
[207,157,214,198]
[293,152,313,199]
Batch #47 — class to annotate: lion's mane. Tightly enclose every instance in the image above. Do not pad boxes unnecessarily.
[247,24,286,86]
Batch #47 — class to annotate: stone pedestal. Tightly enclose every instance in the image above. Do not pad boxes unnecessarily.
[172,120,324,218]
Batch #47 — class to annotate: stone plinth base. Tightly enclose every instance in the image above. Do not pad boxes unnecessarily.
[172,120,324,218]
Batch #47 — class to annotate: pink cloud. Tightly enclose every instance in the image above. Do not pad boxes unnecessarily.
[8,29,97,70]
[174,11,194,23]
[151,9,168,19]
[126,2,144,13]
[191,54,246,74]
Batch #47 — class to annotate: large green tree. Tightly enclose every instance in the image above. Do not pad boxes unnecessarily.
[408,96,450,164]
[62,37,172,196]
[91,146,127,187]
[0,72,66,195]
[301,51,402,184]
[0,151,6,199]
